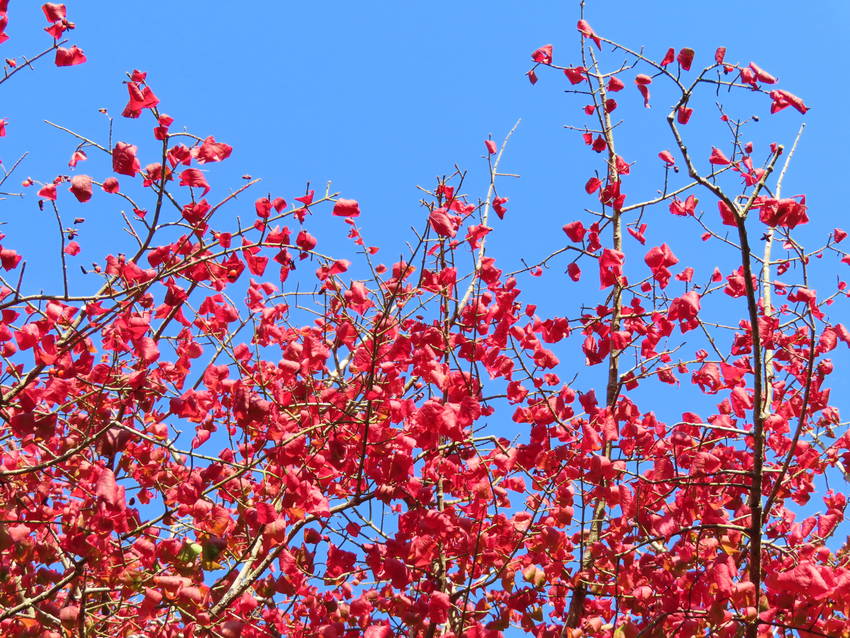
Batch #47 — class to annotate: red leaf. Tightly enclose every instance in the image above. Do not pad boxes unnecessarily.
[484,139,497,154]
[589,136,607,153]
[54,46,86,67]
[749,62,778,84]
[531,44,553,65]
[668,291,701,327]
[658,150,676,166]
[709,147,731,165]
[599,248,624,288]
[112,142,140,177]
[636,83,650,108]
[607,76,625,92]
[122,81,159,118]
[677,48,695,71]
[634,75,652,108]
[756,196,809,228]
[465,224,491,249]
[0,247,21,270]
[15,324,40,349]
[718,200,738,226]
[68,150,87,167]
[179,168,210,195]
[95,468,121,506]
[102,176,120,193]
[365,626,393,638]
[296,230,317,252]
[42,3,66,22]
[429,591,451,624]
[196,136,233,163]
[428,208,456,238]
[563,221,586,242]
[564,66,586,84]
[37,183,57,201]
[493,196,508,220]
[69,174,92,202]
[576,20,601,50]
[295,190,315,206]
[627,223,647,245]
[8,524,30,543]
[255,197,272,218]
[769,89,808,115]
[333,198,360,217]
[644,243,679,288]
[669,194,697,216]
[135,337,160,363]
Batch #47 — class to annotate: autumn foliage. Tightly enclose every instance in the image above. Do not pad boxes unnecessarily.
[0,3,848,638]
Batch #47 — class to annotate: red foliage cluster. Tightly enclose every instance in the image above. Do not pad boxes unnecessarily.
[0,4,847,638]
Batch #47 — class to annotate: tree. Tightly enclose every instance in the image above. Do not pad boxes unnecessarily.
[0,2,847,637]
